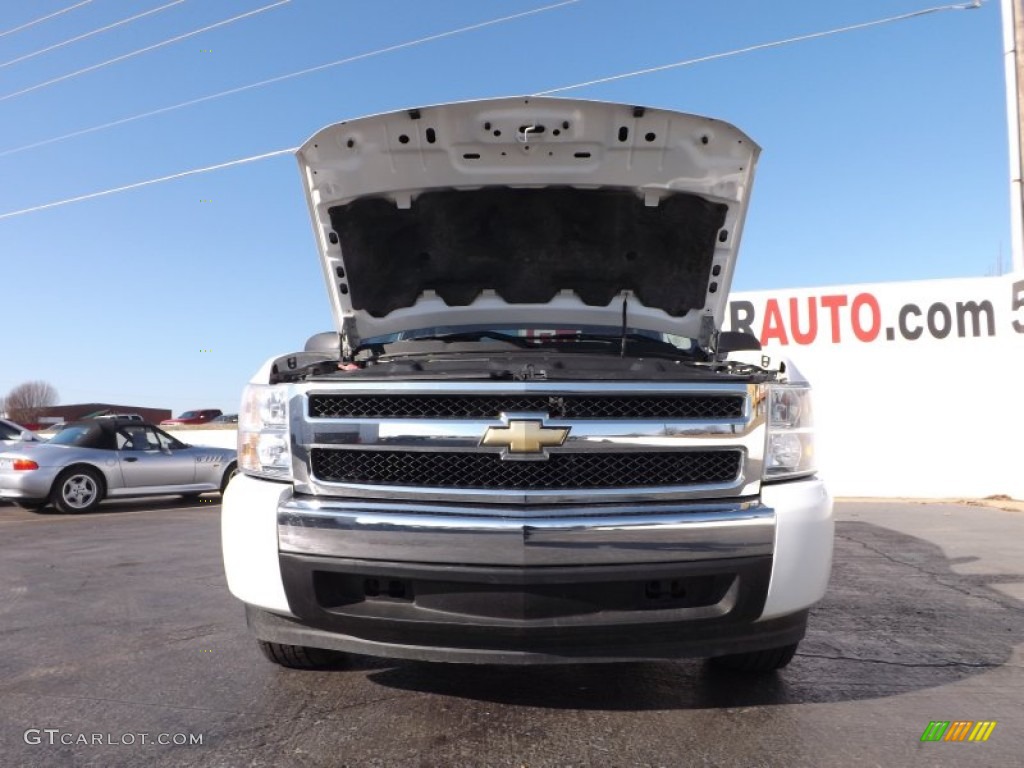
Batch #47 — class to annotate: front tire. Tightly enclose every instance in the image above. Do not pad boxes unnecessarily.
[710,642,799,672]
[257,640,348,670]
[220,462,238,495]
[52,467,104,514]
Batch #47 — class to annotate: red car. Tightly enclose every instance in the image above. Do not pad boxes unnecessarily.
[159,409,223,426]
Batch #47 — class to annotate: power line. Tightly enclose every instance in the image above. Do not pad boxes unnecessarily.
[0,0,983,222]
[0,0,292,104]
[0,0,188,71]
[0,0,93,40]
[0,147,297,221]
[536,1,984,95]
[0,0,581,159]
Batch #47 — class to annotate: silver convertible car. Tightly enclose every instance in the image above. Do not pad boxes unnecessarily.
[0,418,237,513]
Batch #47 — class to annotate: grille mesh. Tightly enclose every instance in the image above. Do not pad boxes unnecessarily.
[310,449,742,490]
[308,394,744,420]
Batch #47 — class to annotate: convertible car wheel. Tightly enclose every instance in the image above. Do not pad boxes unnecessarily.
[52,467,104,514]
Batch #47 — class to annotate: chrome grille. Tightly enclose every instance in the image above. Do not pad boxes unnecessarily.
[310,449,742,490]
[308,393,744,420]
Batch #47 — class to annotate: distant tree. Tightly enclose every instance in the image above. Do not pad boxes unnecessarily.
[4,381,58,424]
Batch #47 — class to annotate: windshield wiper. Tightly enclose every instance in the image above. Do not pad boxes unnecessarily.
[402,331,536,348]
[550,332,697,358]
[349,331,535,362]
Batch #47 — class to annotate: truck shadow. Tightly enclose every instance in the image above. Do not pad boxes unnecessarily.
[7,495,221,516]
[363,520,1024,710]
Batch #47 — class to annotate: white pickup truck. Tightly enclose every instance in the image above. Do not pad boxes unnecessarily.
[222,97,833,670]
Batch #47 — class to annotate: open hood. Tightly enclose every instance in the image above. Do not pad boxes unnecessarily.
[296,97,759,351]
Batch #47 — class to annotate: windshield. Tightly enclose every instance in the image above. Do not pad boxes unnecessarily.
[177,411,199,419]
[48,425,99,446]
[365,324,695,351]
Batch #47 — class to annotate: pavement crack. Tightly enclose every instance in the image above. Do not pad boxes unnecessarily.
[835,532,1019,611]
[795,652,1003,669]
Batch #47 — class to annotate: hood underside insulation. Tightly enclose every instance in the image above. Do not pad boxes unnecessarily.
[327,187,728,318]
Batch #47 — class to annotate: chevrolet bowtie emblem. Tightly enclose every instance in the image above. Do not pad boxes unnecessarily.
[481,419,569,457]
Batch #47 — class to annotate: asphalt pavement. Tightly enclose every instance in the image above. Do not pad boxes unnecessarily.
[0,497,1021,767]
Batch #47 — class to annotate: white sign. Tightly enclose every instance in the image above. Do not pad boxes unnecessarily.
[730,272,1024,499]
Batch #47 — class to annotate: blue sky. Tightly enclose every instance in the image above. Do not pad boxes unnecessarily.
[0,0,1010,416]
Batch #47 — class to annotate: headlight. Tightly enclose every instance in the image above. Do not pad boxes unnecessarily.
[238,384,292,480]
[763,384,816,480]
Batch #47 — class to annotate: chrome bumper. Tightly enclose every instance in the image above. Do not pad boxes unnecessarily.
[278,496,774,567]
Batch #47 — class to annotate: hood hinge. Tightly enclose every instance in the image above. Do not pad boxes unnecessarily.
[339,316,361,361]
[698,315,716,352]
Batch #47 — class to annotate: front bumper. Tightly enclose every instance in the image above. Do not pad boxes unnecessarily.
[222,474,832,663]
[277,498,775,566]
[247,602,809,664]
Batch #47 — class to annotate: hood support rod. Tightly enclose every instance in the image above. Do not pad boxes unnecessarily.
[619,293,629,357]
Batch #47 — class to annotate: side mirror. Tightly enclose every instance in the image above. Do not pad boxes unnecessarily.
[717,331,762,354]
[305,331,342,356]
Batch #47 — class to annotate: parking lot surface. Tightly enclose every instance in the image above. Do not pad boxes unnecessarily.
[0,498,1021,767]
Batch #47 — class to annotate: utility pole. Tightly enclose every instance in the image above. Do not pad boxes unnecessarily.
[1002,0,1024,271]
